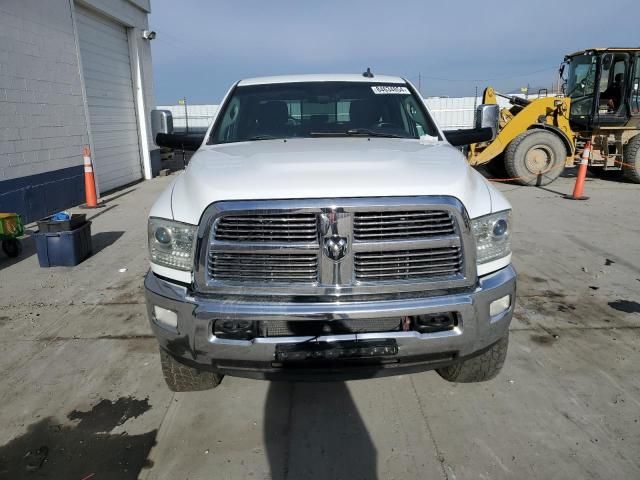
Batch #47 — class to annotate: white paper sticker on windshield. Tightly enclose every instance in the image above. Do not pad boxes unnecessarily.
[371,85,410,95]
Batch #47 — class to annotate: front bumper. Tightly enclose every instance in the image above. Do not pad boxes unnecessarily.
[145,265,516,380]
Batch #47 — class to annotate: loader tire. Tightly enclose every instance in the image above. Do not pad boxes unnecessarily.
[437,334,509,383]
[622,134,640,183]
[160,348,223,392]
[504,130,566,186]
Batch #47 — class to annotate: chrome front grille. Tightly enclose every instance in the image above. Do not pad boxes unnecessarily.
[214,214,317,242]
[209,252,318,283]
[201,197,474,295]
[354,247,462,282]
[353,211,455,240]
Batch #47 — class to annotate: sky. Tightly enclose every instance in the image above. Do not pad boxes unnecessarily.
[149,0,639,105]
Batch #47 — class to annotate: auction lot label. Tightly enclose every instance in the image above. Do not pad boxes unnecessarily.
[371,85,410,94]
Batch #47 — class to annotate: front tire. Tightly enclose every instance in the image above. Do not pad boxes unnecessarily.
[159,348,223,392]
[437,334,509,383]
[622,134,640,183]
[504,130,566,186]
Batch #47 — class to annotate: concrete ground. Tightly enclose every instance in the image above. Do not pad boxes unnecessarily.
[0,172,639,480]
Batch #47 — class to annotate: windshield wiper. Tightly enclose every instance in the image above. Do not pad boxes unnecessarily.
[345,128,405,138]
[248,135,280,141]
[309,129,405,138]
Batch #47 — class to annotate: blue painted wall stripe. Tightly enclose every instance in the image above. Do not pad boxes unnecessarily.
[0,165,85,224]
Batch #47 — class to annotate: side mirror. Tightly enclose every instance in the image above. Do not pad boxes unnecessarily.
[475,104,499,139]
[151,109,174,139]
[155,133,205,152]
[443,104,499,147]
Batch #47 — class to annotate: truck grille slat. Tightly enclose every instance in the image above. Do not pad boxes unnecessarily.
[353,210,455,240]
[355,212,448,220]
[356,250,460,263]
[209,252,318,283]
[354,248,462,282]
[215,213,318,242]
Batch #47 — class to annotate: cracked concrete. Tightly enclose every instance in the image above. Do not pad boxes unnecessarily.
[0,173,639,479]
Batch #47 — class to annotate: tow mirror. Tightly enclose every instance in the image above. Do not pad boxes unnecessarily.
[475,104,499,139]
[151,109,204,152]
[151,109,174,137]
[155,132,205,152]
[444,104,499,147]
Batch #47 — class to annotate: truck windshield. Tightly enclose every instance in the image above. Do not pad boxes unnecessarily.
[566,54,597,117]
[209,81,439,144]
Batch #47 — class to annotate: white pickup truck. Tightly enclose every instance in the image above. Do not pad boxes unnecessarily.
[146,73,515,391]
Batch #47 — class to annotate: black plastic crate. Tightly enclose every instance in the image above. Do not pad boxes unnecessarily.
[35,221,92,267]
[37,214,87,233]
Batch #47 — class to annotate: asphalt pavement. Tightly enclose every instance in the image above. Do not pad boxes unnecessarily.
[1,172,639,479]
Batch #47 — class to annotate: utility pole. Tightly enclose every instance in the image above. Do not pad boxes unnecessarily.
[183,97,189,134]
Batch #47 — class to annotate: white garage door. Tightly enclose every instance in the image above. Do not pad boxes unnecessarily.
[76,6,142,193]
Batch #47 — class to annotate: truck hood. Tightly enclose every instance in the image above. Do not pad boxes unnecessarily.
[168,138,500,224]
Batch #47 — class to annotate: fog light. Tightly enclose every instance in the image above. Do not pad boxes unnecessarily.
[414,313,456,333]
[153,306,178,330]
[213,319,256,340]
[490,295,511,317]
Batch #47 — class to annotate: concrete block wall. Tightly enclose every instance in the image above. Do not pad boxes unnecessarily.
[0,0,89,222]
[0,0,156,223]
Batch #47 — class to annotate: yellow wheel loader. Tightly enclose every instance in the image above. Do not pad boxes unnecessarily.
[463,48,640,186]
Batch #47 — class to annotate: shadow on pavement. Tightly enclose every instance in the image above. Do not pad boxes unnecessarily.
[264,381,377,480]
[0,397,156,479]
[0,230,124,271]
[91,231,125,256]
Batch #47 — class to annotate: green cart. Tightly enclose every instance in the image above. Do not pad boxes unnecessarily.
[0,213,24,257]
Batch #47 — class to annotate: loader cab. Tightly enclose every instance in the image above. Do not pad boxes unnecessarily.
[564,49,640,131]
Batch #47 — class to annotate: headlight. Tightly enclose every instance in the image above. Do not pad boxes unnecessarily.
[148,217,197,271]
[471,210,511,264]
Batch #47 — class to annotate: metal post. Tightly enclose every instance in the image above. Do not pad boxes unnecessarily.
[183,97,189,134]
[473,86,478,126]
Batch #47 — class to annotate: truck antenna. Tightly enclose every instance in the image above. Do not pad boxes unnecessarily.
[362,67,374,78]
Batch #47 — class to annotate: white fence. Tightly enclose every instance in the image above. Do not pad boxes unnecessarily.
[158,94,558,132]
[157,104,219,131]
[425,93,558,129]
[425,97,482,130]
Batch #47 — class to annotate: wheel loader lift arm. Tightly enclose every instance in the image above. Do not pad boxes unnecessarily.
[467,87,575,166]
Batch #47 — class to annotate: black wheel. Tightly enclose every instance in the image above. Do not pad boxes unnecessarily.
[437,334,509,383]
[2,239,22,258]
[622,134,640,183]
[159,348,223,392]
[504,130,566,186]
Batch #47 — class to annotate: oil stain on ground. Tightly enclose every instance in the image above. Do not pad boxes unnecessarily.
[0,397,155,479]
[530,334,557,346]
[608,300,640,314]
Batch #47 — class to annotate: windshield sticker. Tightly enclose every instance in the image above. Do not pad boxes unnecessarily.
[371,85,410,95]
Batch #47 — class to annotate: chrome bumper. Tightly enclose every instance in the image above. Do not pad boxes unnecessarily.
[145,265,516,380]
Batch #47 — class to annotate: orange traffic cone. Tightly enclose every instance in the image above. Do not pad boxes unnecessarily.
[565,141,590,201]
[83,146,98,208]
